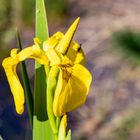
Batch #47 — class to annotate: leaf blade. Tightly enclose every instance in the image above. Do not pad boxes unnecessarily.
[16,30,33,128]
[33,0,54,140]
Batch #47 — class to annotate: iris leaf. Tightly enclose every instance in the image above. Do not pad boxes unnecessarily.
[33,0,53,140]
[16,30,33,128]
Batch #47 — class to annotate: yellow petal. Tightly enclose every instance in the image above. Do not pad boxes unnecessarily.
[43,32,63,51]
[10,48,18,58]
[45,48,62,66]
[43,23,84,66]
[58,17,80,54]
[66,41,86,65]
[2,45,49,114]
[53,64,92,116]
[18,45,49,65]
[33,37,41,45]
[2,57,24,114]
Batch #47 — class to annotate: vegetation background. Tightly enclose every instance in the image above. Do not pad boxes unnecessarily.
[0,0,140,140]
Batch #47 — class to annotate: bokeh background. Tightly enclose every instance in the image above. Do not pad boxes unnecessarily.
[0,0,140,140]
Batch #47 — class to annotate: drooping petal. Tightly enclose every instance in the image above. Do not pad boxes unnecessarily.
[2,57,24,114]
[2,45,49,114]
[18,45,49,65]
[53,64,92,117]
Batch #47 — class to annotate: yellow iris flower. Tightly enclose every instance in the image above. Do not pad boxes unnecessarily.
[2,17,92,116]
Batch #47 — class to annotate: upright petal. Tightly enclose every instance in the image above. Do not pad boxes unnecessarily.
[58,17,80,54]
[43,25,85,66]
[66,41,86,65]
[43,32,63,51]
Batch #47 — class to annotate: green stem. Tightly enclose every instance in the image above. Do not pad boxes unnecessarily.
[54,134,58,140]
[47,66,60,137]
[56,117,61,130]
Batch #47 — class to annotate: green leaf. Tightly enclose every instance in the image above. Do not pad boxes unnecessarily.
[35,0,49,43]
[34,0,48,119]
[33,0,54,140]
[16,30,33,128]
[33,116,54,140]
[34,67,48,120]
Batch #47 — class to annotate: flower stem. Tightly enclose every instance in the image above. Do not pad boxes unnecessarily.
[47,66,60,134]
[54,133,58,140]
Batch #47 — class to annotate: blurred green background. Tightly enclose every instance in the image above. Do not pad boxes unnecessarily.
[0,0,68,59]
[1,0,140,140]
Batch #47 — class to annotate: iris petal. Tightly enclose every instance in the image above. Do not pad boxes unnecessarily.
[43,32,63,51]
[18,45,49,65]
[58,17,80,54]
[2,45,49,114]
[66,41,86,65]
[53,64,92,117]
[2,57,24,114]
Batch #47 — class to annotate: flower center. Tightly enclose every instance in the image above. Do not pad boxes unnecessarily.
[61,66,71,82]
